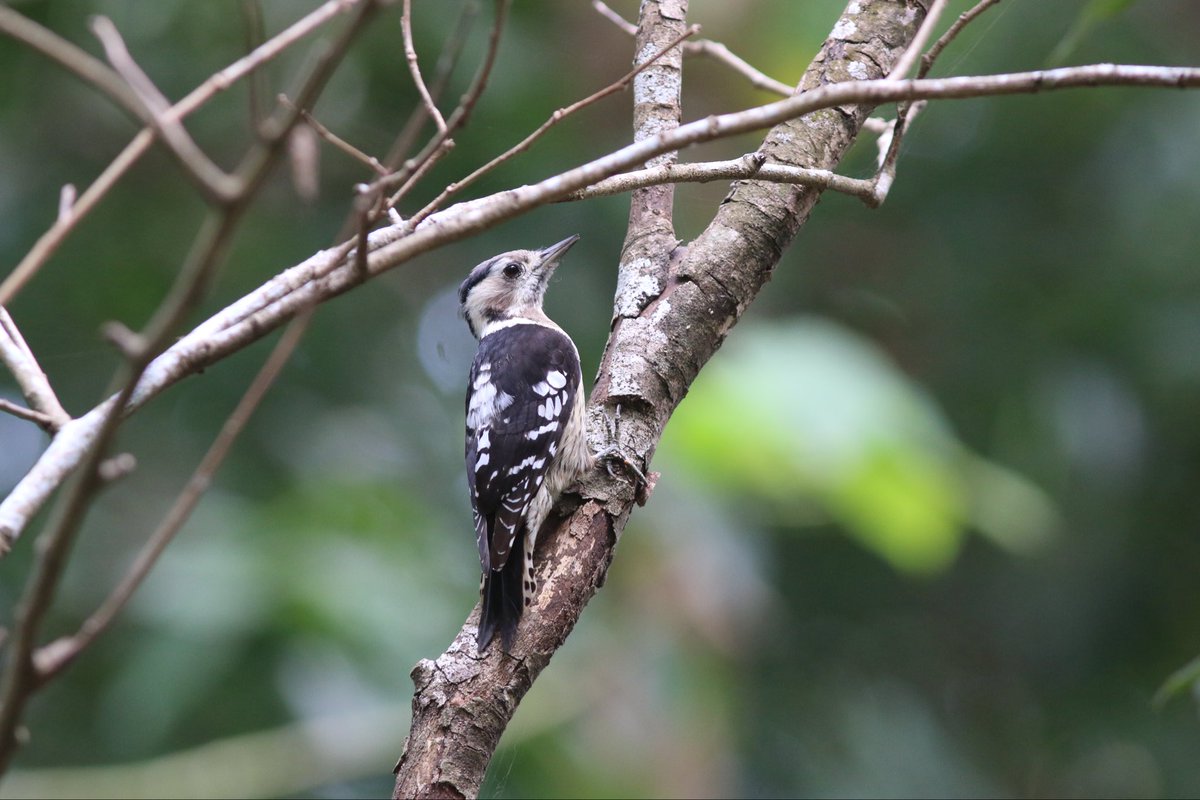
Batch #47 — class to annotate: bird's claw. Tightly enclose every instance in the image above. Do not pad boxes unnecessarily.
[596,403,648,488]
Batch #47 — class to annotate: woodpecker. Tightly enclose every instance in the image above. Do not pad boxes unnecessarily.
[459,235,593,653]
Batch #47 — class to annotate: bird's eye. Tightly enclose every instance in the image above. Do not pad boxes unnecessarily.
[502,263,523,279]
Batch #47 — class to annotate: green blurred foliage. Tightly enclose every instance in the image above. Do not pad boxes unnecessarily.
[1,0,1199,797]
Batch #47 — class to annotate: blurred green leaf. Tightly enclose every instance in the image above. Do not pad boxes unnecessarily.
[1153,654,1200,710]
[661,319,1056,574]
[829,443,963,574]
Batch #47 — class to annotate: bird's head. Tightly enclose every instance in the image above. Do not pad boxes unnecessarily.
[458,235,579,338]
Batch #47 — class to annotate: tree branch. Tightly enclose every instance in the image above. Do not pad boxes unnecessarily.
[922,0,1003,77]
[0,308,71,433]
[0,0,384,773]
[377,0,478,174]
[89,15,241,205]
[32,312,312,686]
[0,0,368,307]
[3,59,1198,555]
[687,38,794,96]
[888,0,948,80]
[563,153,878,204]
[592,0,794,96]
[0,399,55,431]
[369,0,509,208]
[402,0,448,134]
[405,19,698,230]
[873,0,1001,205]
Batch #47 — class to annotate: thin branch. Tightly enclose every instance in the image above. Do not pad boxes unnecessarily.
[889,0,949,80]
[0,0,365,307]
[0,0,383,773]
[401,0,447,134]
[591,0,636,36]
[0,308,71,432]
[89,16,240,205]
[593,0,793,96]
[56,185,76,222]
[873,0,1002,205]
[380,0,478,171]
[406,22,700,229]
[283,96,389,175]
[3,61,1200,553]
[32,312,312,685]
[686,38,794,96]
[0,399,54,431]
[0,6,146,126]
[332,0,477,243]
[371,0,509,202]
[383,139,455,212]
[922,0,1003,77]
[336,0,506,240]
[564,153,877,204]
[239,0,268,130]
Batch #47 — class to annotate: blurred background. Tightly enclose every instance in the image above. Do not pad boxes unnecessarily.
[1,0,1198,797]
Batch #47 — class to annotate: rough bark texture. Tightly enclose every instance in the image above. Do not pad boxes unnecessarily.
[612,0,686,323]
[392,3,927,797]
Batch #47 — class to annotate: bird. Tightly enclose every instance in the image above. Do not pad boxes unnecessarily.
[459,235,594,653]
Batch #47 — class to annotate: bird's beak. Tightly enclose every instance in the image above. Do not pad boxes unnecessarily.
[537,235,580,272]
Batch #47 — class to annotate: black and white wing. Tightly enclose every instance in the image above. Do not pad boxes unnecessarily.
[465,322,581,573]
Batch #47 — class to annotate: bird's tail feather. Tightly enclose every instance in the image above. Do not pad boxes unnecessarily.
[477,539,525,652]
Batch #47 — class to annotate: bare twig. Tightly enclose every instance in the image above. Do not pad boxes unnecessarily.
[687,38,794,96]
[33,312,313,685]
[380,0,478,171]
[922,0,1003,77]
[565,153,877,203]
[383,139,455,212]
[332,0,478,243]
[401,0,447,134]
[591,0,636,35]
[90,16,240,204]
[0,0,365,307]
[283,96,389,175]
[239,0,268,129]
[872,0,1002,205]
[0,6,145,127]
[0,307,71,432]
[0,400,54,432]
[338,0,506,240]
[593,0,792,96]
[406,22,700,229]
[889,0,949,80]
[371,0,509,203]
[873,0,950,180]
[56,185,76,222]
